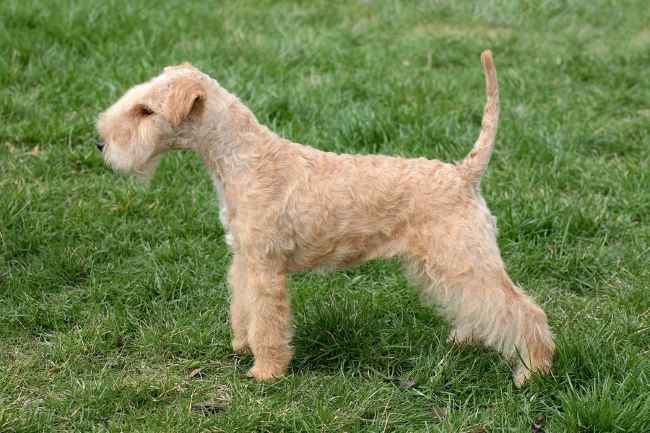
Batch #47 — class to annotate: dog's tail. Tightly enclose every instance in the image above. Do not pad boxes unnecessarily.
[460,50,499,186]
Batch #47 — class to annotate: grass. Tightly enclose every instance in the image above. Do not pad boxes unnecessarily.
[1,0,649,431]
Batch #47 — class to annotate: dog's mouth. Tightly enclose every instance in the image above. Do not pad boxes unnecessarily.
[99,141,129,173]
[101,143,160,181]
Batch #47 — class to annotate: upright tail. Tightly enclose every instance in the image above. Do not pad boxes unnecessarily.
[460,50,500,186]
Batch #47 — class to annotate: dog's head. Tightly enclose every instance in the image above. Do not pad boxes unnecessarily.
[96,63,209,178]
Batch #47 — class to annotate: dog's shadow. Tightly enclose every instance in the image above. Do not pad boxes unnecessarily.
[289,284,449,375]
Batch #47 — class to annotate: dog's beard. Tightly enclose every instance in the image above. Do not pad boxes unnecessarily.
[104,142,160,181]
[132,155,162,182]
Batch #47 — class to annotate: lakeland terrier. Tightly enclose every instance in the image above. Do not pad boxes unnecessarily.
[97,51,555,386]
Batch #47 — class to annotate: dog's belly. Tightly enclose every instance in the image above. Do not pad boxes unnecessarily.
[286,226,406,272]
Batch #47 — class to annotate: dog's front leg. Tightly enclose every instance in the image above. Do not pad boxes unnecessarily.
[228,254,252,354]
[244,260,293,381]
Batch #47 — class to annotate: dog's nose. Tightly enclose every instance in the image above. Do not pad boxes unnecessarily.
[96,139,105,152]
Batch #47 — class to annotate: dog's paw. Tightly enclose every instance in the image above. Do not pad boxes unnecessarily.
[246,363,286,382]
[513,364,531,388]
[232,338,251,355]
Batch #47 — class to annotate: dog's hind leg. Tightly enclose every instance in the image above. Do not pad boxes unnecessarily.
[406,212,555,386]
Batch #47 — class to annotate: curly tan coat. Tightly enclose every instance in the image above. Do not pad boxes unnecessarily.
[97,51,554,386]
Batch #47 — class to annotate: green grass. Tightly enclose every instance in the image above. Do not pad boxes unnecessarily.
[1,0,649,431]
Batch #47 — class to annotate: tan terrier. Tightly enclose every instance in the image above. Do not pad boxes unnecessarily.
[97,50,554,386]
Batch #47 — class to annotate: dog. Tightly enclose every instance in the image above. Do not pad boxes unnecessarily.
[97,50,555,386]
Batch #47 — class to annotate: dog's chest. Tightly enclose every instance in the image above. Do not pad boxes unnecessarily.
[211,175,234,247]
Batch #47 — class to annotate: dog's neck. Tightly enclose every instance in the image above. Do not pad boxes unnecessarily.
[191,89,278,185]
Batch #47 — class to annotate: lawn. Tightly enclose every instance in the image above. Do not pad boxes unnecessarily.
[1,0,649,432]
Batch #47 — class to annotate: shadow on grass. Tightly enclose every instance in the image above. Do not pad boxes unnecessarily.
[286,287,514,390]
[291,289,444,374]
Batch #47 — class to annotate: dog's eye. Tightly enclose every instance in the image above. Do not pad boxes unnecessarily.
[134,104,154,117]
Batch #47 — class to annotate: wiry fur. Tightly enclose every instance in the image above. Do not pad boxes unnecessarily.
[97,51,554,386]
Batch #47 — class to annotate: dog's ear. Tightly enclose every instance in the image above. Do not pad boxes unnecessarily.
[163,75,206,127]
